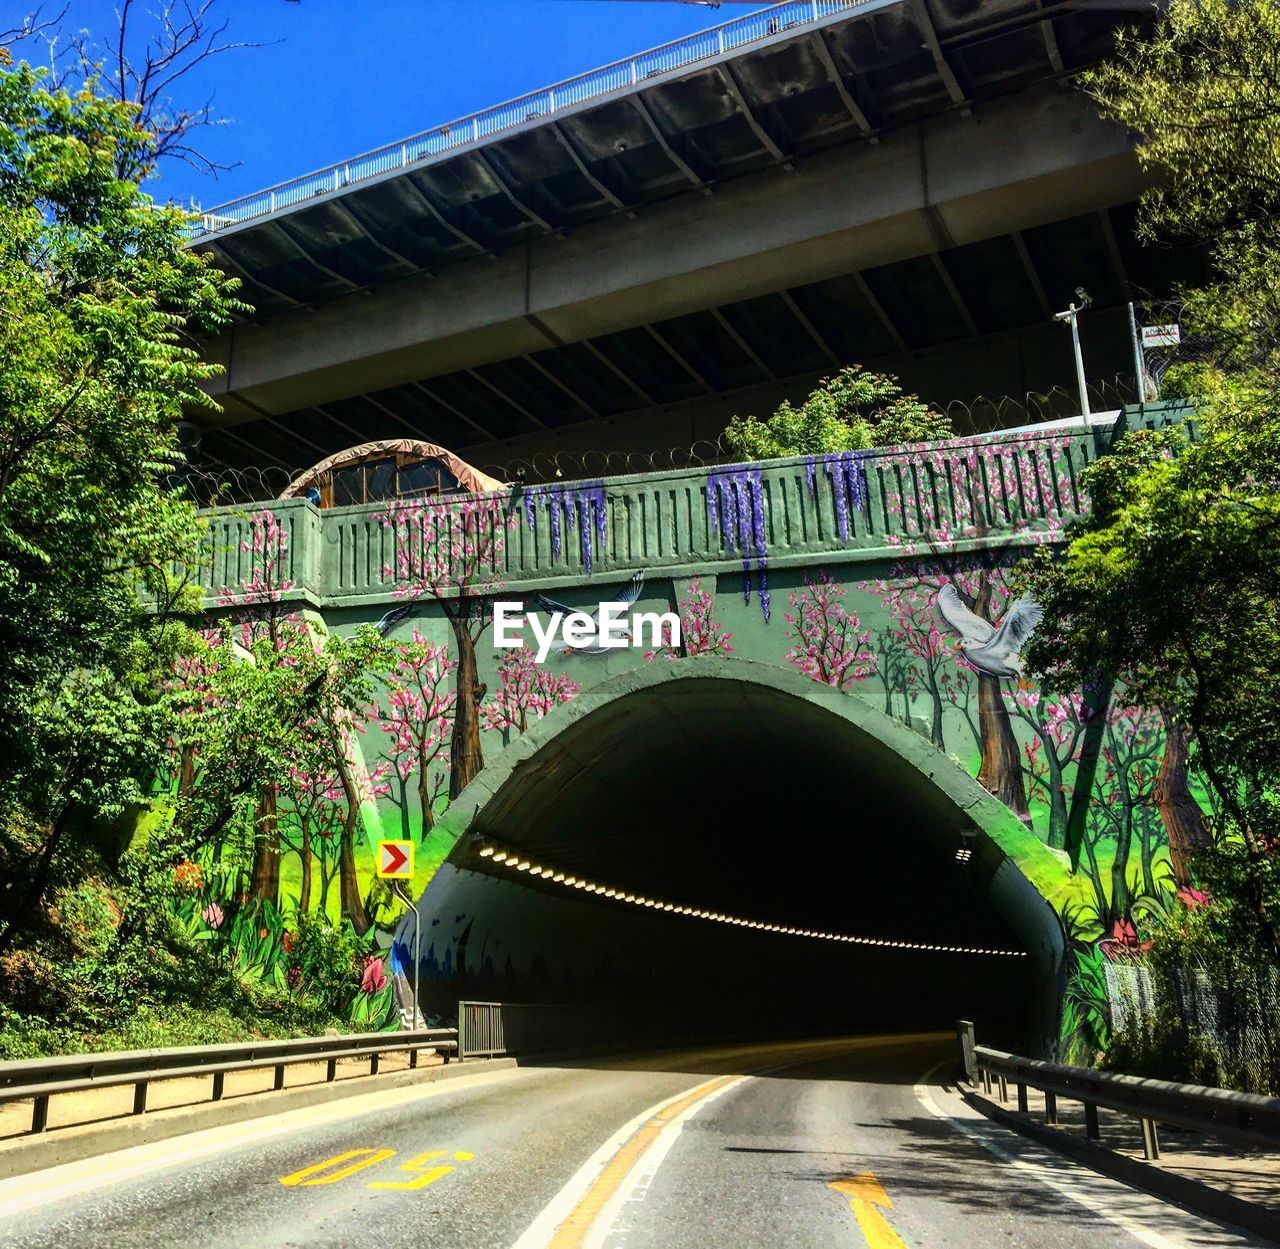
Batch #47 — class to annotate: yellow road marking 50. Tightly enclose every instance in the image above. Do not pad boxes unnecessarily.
[368,1149,454,1191]
[280,1148,396,1187]
[279,1147,474,1191]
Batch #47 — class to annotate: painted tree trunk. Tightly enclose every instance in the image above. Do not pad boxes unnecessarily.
[972,578,1030,824]
[1039,734,1068,850]
[1063,674,1113,869]
[249,785,280,906]
[339,818,369,936]
[926,664,945,749]
[1154,710,1212,887]
[1109,737,1134,927]
[330,722,371,935]
[177,745,196,800]
[448,610,486,800]
[298,836,312,915]
[977,674,1030,823]
[417,760,436,835]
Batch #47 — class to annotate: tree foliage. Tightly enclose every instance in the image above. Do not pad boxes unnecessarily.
[723,366,951,460]
[0,63,243,950]
[1023,0,1280,954]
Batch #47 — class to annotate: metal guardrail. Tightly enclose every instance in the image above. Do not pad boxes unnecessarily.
[457,1000,769,1058]
[0,1028,457,1134]
[457,1001,658,1058]
[956,1021,1280,1161]
[189,0,867,237]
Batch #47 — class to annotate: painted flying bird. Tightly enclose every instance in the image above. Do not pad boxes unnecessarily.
[934,583,1044,679]
[374,602,420,637]
[531,570,646,655]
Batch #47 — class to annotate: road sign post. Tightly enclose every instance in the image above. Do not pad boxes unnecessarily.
[389,878,422,1032]
[379,840,418,1031]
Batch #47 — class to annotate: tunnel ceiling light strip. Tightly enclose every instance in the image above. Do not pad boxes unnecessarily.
[471,840,1026,959]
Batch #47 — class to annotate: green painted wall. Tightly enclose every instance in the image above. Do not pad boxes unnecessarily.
[181,401,1203,1053]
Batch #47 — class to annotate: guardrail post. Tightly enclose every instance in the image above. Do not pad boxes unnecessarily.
[132,1081,148,1116]
[997,1075,1008,1103]
[1016,1082,1028,1113]
[1140,1117,1160,1160]
[212,1072,225,1102]
[273,1064,285,1091]
[1084,1102,1100,1141]
[409,1047,418,1070]
[326,1058,337,1082]
[955,1020,977,1084]
[1044,1090,1057,1126]
[370,1052,380,1076]
[31,1095,49,1133]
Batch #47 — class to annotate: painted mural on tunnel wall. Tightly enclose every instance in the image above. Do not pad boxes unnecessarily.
[173,426,1214,1054]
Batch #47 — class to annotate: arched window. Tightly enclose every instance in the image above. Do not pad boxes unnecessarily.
[280,439,503,507]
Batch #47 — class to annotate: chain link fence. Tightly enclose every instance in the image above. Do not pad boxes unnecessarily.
[1105,961,1280,1095]
[178,377,1149,506]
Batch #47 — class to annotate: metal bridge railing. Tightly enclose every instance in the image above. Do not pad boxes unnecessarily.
[0,1027,457,1134]
[957,1021,1280,1161]
[190,0,867,238]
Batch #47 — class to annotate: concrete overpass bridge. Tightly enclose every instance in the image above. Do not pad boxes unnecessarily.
[186,0,1202,485]
[198,401,1202,1056]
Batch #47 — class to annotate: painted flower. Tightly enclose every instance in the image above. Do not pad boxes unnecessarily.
[1100,917,1151,960]
[1176,886,1210,910]
[259,927,269,940]
[287,966,303,991]
[360,954,388,995]
[282,931,296,953]
[173,860,203,892]
[201,902,224,930]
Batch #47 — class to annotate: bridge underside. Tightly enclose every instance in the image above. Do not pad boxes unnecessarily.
[408,671,1059,1049]
[190,0,1201,488]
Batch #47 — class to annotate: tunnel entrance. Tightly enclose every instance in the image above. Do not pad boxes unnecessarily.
[407,661,1064,1053]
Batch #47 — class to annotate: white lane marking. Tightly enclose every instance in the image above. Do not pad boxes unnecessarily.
[588,1076,745,1249]
[913,1061,1258,1249]
[508,1076,740,1249]
[0,1063,523,1220]
[513,1042,859,1249]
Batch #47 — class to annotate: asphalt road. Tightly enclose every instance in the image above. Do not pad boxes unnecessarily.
[0,1034,1266,1249]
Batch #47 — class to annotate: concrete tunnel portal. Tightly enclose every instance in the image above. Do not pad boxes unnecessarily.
[403,660,1064,1051]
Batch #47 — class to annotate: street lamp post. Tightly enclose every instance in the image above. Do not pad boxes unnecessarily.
[1053,287,1093,420]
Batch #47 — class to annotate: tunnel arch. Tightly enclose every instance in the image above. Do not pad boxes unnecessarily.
[424,658,1068,1051]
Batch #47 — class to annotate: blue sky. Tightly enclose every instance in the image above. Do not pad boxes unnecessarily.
[36,0,773,208]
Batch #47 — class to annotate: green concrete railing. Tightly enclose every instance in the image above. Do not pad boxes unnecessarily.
[196,402,1194,609]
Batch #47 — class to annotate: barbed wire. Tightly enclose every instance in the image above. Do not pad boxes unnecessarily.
[181,376,1144,506]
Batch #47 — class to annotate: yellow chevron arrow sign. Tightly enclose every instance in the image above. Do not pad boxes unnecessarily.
[829,1172,907,1249]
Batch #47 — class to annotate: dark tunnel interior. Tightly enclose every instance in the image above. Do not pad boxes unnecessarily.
[417,677,1055,1050]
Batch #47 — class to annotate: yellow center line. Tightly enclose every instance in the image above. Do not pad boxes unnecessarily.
[547,1076,738,1249]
